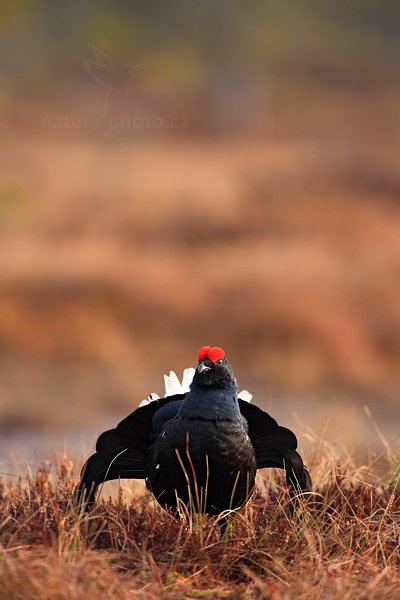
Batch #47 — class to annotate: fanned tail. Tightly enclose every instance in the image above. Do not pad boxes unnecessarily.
[238,399,312,494]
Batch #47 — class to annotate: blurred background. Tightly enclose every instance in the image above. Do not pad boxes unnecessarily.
[0,0,399,468]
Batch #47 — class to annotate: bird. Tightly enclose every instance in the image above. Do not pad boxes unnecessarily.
[76,345,311,516]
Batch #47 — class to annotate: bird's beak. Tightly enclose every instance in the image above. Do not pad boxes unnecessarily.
[197,362,211,374]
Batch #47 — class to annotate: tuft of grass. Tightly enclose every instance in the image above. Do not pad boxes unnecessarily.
[1,447,399,599]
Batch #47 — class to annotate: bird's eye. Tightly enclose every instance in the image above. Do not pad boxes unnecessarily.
[216,359,224,366]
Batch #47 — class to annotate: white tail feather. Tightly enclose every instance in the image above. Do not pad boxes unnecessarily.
[139,368,252,407]
[139,392,160,407]
[238,389,252,403]
[181,367,195,392]
[164,371,182,396]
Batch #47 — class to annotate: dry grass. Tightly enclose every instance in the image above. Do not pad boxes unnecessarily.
[1,442,399,599]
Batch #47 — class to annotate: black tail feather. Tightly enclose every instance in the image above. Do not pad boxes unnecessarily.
[75,446,147,507]
[75,397,186,508]
[239,400,312,493]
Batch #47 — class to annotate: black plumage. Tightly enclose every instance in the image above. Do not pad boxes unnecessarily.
[76,346,311,515]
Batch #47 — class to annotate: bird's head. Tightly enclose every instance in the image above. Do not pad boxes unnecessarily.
[193,345,236,389]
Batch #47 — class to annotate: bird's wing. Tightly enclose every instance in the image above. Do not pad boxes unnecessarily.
[75,393,186,506]
[238,400,312,493]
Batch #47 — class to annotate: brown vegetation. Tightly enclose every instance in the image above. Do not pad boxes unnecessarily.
[1,84,400,434]
[1,441,399,599]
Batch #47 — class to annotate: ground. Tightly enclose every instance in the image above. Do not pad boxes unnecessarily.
[1,444,399,599]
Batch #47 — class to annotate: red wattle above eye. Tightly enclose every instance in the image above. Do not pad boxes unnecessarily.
[198,345,225,363]
[198,346,211,360]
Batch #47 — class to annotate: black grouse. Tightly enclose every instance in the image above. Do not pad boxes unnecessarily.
[76,345,311,515]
